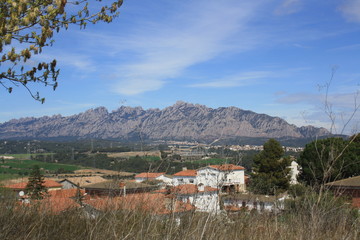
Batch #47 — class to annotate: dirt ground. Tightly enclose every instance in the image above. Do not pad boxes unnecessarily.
[107,151,160,158]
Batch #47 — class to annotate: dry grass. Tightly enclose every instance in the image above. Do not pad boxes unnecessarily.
[107,151,160,158]
[0,193,358,240]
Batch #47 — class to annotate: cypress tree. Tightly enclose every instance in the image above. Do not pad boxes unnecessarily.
[26,165,48,200]
[251,139,291,195]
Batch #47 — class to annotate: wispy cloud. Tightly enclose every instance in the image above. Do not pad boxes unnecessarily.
[338,0,360,23]
[188,71,272,88]
[276,90,360,134]
[101,1,263,95]
[38,52,95,71]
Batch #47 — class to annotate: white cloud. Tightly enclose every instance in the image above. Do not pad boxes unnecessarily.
[104,1,263,95]
[276,91,360,134]
[38,52,95,71]
[188,71,272,88]
[339,0,360,23]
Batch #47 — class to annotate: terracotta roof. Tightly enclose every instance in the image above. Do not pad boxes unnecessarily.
[326,176,360,188]
[173,170,197,177]
[5,180,62,190]
[40,197,80,214]
[135,172,165,179]
[171,184,218,195]
[208,164,245,171]
[17,189,84,214]
[84,193,194,215]
[49,188,85,199]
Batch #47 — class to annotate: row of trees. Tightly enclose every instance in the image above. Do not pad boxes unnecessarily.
[249,134,359,195]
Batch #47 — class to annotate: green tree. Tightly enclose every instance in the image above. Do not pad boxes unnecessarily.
[26,165,47,200]
[250,139,291,195]
[298,136,360,188]
[0,0,123,102]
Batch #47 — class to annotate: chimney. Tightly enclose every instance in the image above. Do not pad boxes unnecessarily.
[182,167,187,171]
[198,183,204,192]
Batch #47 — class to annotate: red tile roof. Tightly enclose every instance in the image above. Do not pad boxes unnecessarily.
[135,172,165,179]
[17,189,84,214]
[40,197,80,214]
[84,193,195,215]
[49,188,85,199]
[5,180,62,190]
[171,184,218,195]
[208,164,245,171]
[173,170,197,177]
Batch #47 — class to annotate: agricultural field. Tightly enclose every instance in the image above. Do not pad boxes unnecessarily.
[0,157,81,181]
[107,151,160,158]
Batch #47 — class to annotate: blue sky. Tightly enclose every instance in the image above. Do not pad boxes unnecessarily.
[1,0,360,135]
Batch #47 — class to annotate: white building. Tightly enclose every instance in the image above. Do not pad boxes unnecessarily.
[196,164,246,192]
[135,172,172,185]
[172,169,197,186]
[171,184,220,212]
[223,193,285,213]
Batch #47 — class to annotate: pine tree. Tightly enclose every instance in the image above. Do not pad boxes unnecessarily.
[26,165,47,200]
[250,139,291,195]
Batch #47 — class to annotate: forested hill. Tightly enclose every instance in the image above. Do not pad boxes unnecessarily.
[0,101,329,142]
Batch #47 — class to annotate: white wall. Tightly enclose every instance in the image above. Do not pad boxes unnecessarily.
[196,168,222,188]
[172,176,196,186]
[158,175,173,185]
[177,191,220,213]
[196,167,245,189]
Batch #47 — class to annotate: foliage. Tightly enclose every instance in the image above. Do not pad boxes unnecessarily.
[250,139,291,195]
[298,136,360,187]
[0,0,123,102]
[160,150,168,160]
[26,165,47,200]
[288,184,307,198]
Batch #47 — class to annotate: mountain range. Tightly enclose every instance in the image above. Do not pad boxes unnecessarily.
[0,101,330,143]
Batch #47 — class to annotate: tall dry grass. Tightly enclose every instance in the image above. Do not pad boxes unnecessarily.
[0,190,359,240]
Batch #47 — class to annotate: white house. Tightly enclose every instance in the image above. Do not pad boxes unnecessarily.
[172,169,197,186]
[135,172,172,185]
[196,164,246,192]
[171,184,220,213]
[223,193,285,213]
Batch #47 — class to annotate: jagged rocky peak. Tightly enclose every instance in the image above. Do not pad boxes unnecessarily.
[0,101,331,141]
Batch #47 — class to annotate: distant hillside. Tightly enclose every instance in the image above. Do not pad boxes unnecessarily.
[0,101,330,143]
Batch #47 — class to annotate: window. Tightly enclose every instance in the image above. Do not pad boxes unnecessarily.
[189,179,194,183]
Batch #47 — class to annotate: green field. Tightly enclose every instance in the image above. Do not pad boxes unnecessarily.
[1,153,53,160]
[0,174,19,182]
[0,158,81,181]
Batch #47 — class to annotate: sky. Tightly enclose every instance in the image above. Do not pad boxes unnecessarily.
[1,0,360,135]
